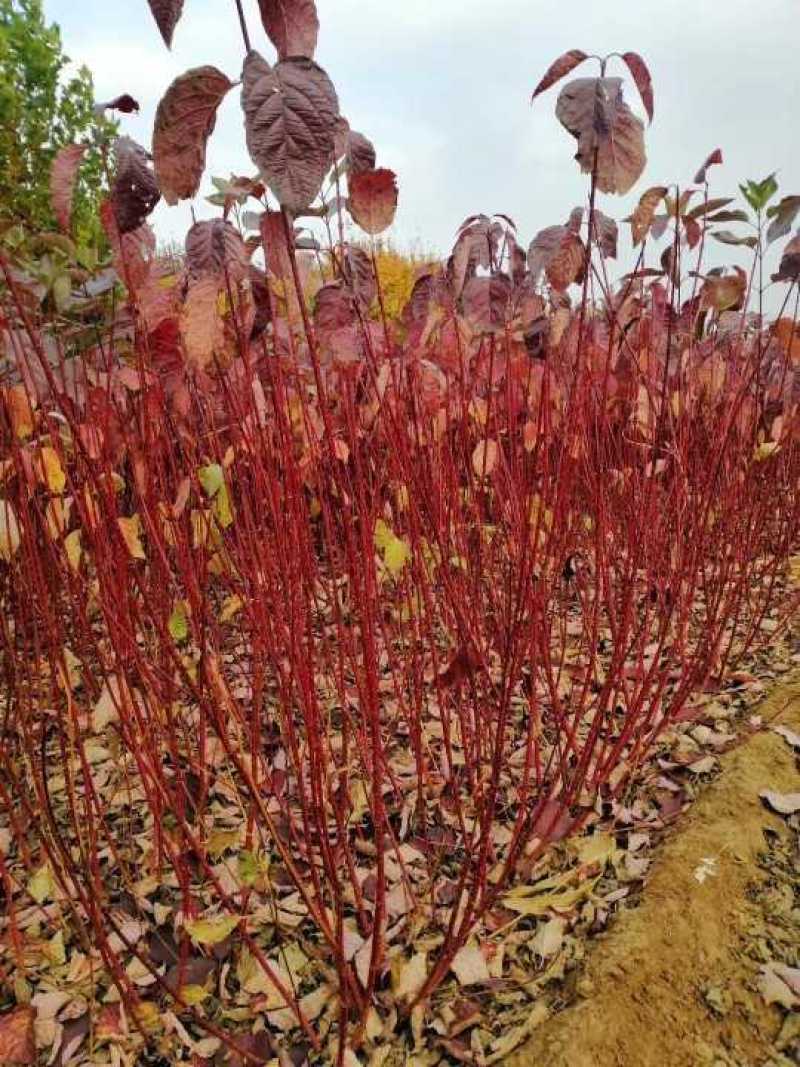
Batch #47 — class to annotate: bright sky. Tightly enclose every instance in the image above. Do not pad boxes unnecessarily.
[46,0,800,282]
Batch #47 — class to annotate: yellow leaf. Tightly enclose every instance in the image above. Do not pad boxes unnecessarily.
[28,864,54,904]
[0,498,21,561]
[37,446,66,494]
[118,515,146,560]
[753,441,780,462]
[4,384,35,438]
[219,594,243,623]
[384,535,410,576]
[45,497,72,540]
[64,529,82,571]
[185,914,240,945]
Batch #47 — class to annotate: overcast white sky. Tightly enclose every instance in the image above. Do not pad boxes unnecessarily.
[47,0,799,280]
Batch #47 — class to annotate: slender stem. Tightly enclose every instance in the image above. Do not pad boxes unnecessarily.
[234,0,252,52]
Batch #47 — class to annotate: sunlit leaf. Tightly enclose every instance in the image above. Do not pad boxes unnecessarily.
[185,914,241,945]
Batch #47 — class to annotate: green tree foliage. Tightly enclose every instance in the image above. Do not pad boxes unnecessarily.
[0,0,114,243]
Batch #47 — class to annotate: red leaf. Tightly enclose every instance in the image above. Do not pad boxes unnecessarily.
[0,1006,35,1065]
[146,0,184,48]
[621,51,654,123]
[438,645,481,688]
[531,49,588,100]
[257,0,319,60]
[694,148,723,185]
[348,168,398,235]
[50,143,87,232]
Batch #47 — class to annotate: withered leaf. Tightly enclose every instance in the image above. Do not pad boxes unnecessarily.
[154,66,234,205]
[630,185,667,245]
[111,136,160,234]
[555,77,646,195]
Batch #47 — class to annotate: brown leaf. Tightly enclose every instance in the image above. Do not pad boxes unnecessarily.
[341,243,377,308]
[51,143,87,232]
[146,0,184,48]
[694,148,723,184]
[257,0,319,60]
[242,50,338,213]
[0,1006,35,1065]
[766,196,800,245]
[591,208,618,258]
[630,185,667,245]
[259,210,294,279]
[111,136,160,234]
[700,268,746,312]
[555,77,646,195]
[621,51,654,123]
[154,66,233,205]
[348,168,398,235]
[185,219,248,281]
[531,49,588,100]
[759,789,800,815]
[772,232,800,283]
[346,130,377,176]
[101,93,140,113]
[180,276,224,370]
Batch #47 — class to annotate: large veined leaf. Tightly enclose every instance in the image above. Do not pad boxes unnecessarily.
[461,273,513,334]
[51,143,87,232]
[555,77,646,195]
[348,169,398,235]
[257,0,319,60]
[185,219,248,281]
[242,50,338,213]
[111,137,160,233]
[146,0,184,48]
[154,66,234,205]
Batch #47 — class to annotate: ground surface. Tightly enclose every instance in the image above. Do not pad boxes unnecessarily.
[510,677,800,1067]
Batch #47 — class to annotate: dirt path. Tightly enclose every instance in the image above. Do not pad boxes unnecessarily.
[510,678,800,1067]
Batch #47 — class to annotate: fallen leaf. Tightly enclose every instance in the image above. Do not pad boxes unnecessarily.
[759,790,800,816]
[450,942,491,987]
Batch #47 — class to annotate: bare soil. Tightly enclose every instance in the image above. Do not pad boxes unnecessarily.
[510,677,800,1067]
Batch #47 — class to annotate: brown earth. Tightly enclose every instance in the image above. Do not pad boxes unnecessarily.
[510,678,800,1067]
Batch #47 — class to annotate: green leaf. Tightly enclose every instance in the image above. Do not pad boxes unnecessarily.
[185,914,240,945]
[238,850,260,886]
[168,601,189,643]
[198,463,224,497]
[213,483,234,528]
[739,173,778,213]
